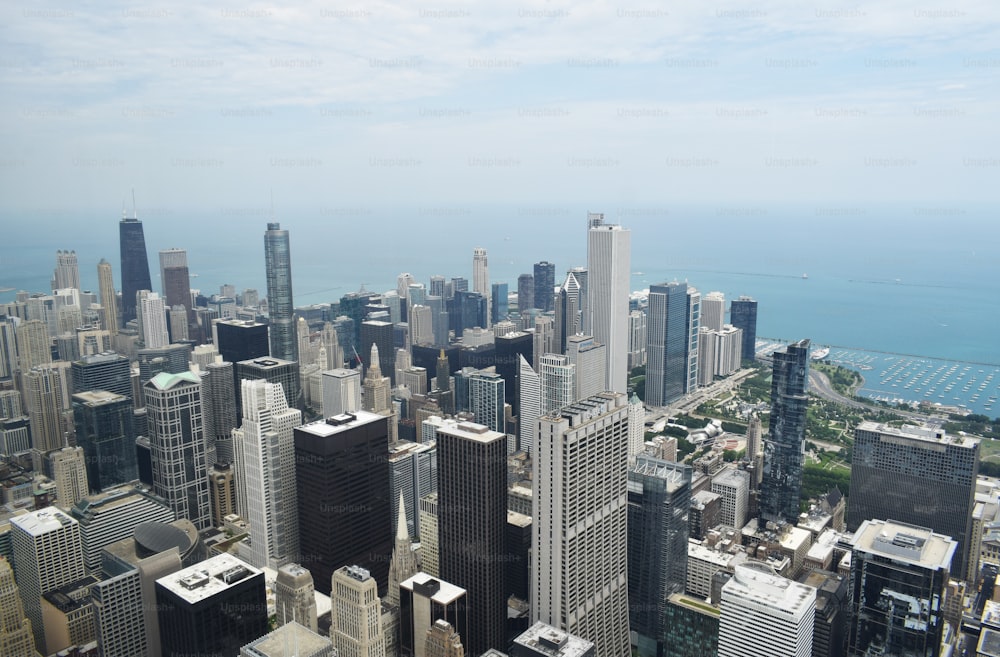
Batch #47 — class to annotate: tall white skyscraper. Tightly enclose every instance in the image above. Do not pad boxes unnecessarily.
[701,291,726,332]
[233,379,302,570]
[54,250,80,291]
[539,354,575,415]
[472,247,490,327]
[719,562,816,657]
[137,291,168,348]
[322,368,362,417]
[586,214,631,393]
[565,335,605,402]
[533,392,631,657]
[517,355,540,455]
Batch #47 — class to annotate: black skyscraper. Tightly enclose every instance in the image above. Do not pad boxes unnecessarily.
[72,390,137,492]
[119,216,152,327]
[215,319,269,364]
[759,339,810,524]
[494,331,533,416]
[533,261,555,313]
[730,296,758,363]
[264,222,297,363]
[71,352,133,400]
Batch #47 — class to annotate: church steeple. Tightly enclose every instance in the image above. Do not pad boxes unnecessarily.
[386,491,419,606]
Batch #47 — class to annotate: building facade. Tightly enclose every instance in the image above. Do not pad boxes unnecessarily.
[264,222,298,363]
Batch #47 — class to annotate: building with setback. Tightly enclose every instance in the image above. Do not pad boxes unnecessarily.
[847,421,978,577]
[400,572,468,657]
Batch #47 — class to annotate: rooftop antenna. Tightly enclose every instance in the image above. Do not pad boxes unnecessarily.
[122,200,126,220]
[131,188,137,219]
[270,189,274,220]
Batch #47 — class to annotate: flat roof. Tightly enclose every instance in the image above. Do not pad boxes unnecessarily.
[857,420,979,448]
[243,621,332,657]
[514,620,594,656]
[401,572,466,605]
[852,519,956,570]
[71,390,128,405]
[156,552,263,604]
[725,562,816,615]
[295,410,387,437]
[10,507,76,536]
[508,511,531,527]
[435,421,505,444]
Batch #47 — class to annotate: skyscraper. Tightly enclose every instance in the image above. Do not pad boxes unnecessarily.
[539,354,575,415]
[729,296,758,363]
[0,556,39,657]
[718,562,816,657]
[554,271,581,354]
[473,247,490,326]
[467,370,505,434]
[16,319,52,371]
[322,368,362,417]
[119,214,152,327]
[388,493,420,606]
[144,371,212,530]
[491,282,508,325]
[533,262,555,313]
[294,412,392,594]
[437,421,507,655]
[565,335,605,402]
[627,456,692,657]
[49,446,89,507]
[215,318,269,364]
[157,248,187,296]
[202,361,238,462]
[684,287,700,394]
[53,250,80,291]
[362,344,392,414]
[264,222,297,362]
[96,259,119,336]
[24,364,66,454]
[847,520,955,656]
[330,565,387,657]
[701,291,725,332]
[517,273,534,312]
[533,393,631,657]
[137,290,169,348]
[274,563,318,632]
[759,339,810,524]
[233,379,302,570]
[586,216,631,393]
[517,355,540,455]
[645,282,688,407]
[847,421,979,576]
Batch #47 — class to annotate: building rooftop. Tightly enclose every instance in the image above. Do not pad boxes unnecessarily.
[242,621,333,657]
[852,519,956,570]
[295,410,386,437]
[667,592,721,617]
[237,357,296,370]
[508,510,531,527]
[436,421,505,444]
[856,420,979,449]
[156,552,262,604]
[724,562,816,615]
[400,572,466,605]
[146,370,200,391]
[980,628,1000,657]
[70,390,128,406]
[9,506,76,536]
[514,620,594,656]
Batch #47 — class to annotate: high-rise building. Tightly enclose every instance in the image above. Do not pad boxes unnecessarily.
[54,250,80,291]
[264,222,298,362]
[144,371,212,530]
[137,291,168,348]
[627,310,647,370]
[119,214,152,328]
[96,259,119,337]
[533,393,631,657]
[662,592,720,657]
[701,291,725,332]
[10,507,86,654]
[424,619,465,657]
[209,462,236,527]
[157,248,186,294]
[241,621,334,657]
[155,553,268,657]
[294,412,392,594]
[201,361,237,463]
[467,370,505,434]
[158,249,190,314]
[586,216,631,393]
[646,282,689,407]
[565,335,605,402]
[233,379,302,570]
[136,343,191,387]
[215,319,269,364]
[718,562,816,657]
[24,364,67,456]
[847,520,955,656]
[555,271,581,354]
[330,565,386,657]
[518,355,540,455]
[539,354,575,416]
[847,421,979,576]
[437,422,507,655]
[418,493,440,578]
[729,296,758,363]
[400,572,469,657]
[711,468,750,530]
[627,456,692,657]
[49,446,89,507]
[491,282,508,325]
[274,563,318,632]
[16,319,52,371]
[512,622,596,657]
[362,344,392,414]
[517,274,535,313]
[0,556,39,657]
[235,357,302,413]
[759,339,810,524]
[322,368,362,417]
[533,262,555,313]
[388,492,420,606]
[472,247,490,323]
[684,287,700,394]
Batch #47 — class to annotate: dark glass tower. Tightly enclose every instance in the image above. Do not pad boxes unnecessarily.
[119,216,152,327]
[264,222,297,362]
[72,390,137,492]
[730,296,758,362]
[628,456,692,657]
[491,282,509,324]
[759,338,810,524]
[71,352,133,401]
[533,261,555,312]
[215,319,269,364]
[646,282,689,407]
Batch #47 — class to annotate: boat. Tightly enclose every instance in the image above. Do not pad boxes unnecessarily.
[802,273,808,279]
[810,347,830,361]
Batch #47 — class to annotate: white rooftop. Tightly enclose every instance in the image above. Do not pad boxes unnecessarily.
[857,420,979,448]
[295,410,386,437]
[10,507,76,536]
[157,552,263,604]
[852,519,956,570]
[724,562,816,616]
[400,572,466,605]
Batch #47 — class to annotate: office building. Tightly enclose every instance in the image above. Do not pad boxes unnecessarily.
[157,248,186,296]
[274,563,318,632]
[322,368,362,417]
[628,456,692,657]
[701,292,725,332]
[718,562,816,657]
[533,393,631,657]
[362,344,392,414]
[424,619,464,657]
[473,247,490,325]
[759,339,810,524]
[518,356,540,455]
[320,321,345,370]
[712,468,750,530]
[555,271,581,354]
[24,364,67,455]
[209,462,237,527]
[144,371,212,530]
[215,319,269,364]
[512,622,595,657]
[71,352,131,400]
[0,556,39,657]
[388,492,420,606]
[202,361,238,462]
[847,520,955,656]
[16,319,52,371]
[236,357,302,413]
[400,572,469,657]
[10,507,86,654]
[419,493,440,578]
[155,553,267,657]
[586,215,631,393]
[540,354,575,416]
[662,593,720,657]
[241,621,334,657]
[72,391,136,492]
[69,485,174,573]
[233,379,301,570]
[627,309,647,370]
[53,249,80,291]
[729,296,758,362]
[491,282,508,325]
[119,214,152,327]
[96,259,119,336]
[49,446,89,507]
[330,565,386,657]
[437,422,507,655]
[517,274,534,312]
[136,343,191,387]
[264,222,297,362]
[684,287,700,394]
[294,412,391,594]
[533,262,555,313]
[494,331,532,415]
[646,282,688,407]
[467,370,505,434]
[848,421,979,577]
[565,335,605,402]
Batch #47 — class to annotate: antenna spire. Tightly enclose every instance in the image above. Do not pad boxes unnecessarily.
[131,188,137,219]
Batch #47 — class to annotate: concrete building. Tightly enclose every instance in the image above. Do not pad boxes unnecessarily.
[511,621,595,657]
[240,621,334,657]
[418,494,439,578]
[274,563,318,632]
[330,565,386,657]
[565,335,605,403]
[209,462,237,528]
[711,468,749,530]
[701,292,726,332]
[0,556,40,657]
[645,282,689,406]
[49,446,89,507]
[586,217,631,393]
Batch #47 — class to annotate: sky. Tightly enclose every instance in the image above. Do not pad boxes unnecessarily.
[1,0,999,217]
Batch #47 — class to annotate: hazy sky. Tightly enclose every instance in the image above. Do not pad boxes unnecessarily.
[1,0,998,214]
